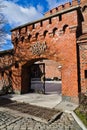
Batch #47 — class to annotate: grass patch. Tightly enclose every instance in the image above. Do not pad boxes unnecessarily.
[75,107,87,127]
[75,93,87,127]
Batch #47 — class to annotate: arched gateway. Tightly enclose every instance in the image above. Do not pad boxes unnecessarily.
[0,0,87,104]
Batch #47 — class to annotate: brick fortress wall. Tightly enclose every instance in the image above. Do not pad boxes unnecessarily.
[10,0,81,103]
[0,50,14,93]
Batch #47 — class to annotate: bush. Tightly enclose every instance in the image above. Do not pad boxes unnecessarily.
[0,85,13,95]
[75,93,87,127]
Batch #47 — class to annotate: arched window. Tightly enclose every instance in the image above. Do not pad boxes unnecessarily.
[1,71,4,77]
[53,27,57,36]
[56,7,58,11]
[20,36,24,42]
[15,61,19,68]
[43,30,48,38]
[36,33,39,40]
[15,37,18,44]
[63,24,68,32]
[28,34,32,42]
[50,10,52,14]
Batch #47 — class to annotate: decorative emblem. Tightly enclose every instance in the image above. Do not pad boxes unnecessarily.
[31,42,47,55]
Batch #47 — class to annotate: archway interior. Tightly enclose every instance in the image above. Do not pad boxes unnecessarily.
[29,59,62,95]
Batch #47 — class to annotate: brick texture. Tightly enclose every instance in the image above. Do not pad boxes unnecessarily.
[0,0,87,103]
[11,3,79,102]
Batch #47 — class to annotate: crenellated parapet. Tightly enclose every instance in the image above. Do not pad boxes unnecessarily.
[44,0,79,17]
[11,5,79,46]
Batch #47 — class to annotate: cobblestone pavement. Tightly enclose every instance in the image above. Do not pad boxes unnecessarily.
[0,108,82,130]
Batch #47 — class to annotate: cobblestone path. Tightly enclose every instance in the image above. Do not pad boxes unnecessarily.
[0,109,82,130]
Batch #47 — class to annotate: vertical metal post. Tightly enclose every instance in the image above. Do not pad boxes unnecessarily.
[43,63,45,94]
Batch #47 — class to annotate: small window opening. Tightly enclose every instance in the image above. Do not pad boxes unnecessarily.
[50,10,52,14]
[15,62,19,68]
[59,15,62,21]
[63,25,68,32]
[21,36,24,42]
[41,21,43,27]
[1,71,4,77]
[26,26,27,32]
[36,33,39,40]
[32,24,34,29]
[9,71,12,77]
[53,28,57,36]
[28,34,32,42]
[56,7,58,11]
[44,30,48,38]
[49,18,52,24]
[85,70,87,78]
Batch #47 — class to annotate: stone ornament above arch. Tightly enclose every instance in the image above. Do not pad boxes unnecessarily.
[31,41,47,56]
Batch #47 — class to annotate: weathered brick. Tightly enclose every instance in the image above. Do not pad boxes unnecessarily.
[0,0,87,103]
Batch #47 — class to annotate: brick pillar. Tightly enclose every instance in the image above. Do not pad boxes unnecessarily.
[61,26,79,104]
[12,65,22,94]
[62,64,79,104]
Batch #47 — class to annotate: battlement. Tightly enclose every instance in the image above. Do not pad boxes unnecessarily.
[45,0,79,17]
[11,0,87,41]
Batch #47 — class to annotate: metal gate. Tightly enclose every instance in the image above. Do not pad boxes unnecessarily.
[30,63,45,94]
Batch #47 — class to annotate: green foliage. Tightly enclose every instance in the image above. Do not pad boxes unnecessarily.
[0,85,13,95]
[75,93,87,127]
[75,108,87,127]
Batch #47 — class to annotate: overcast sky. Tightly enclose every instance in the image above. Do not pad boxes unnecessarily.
[1,0,71,50]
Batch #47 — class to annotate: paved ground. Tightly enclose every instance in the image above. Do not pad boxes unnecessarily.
[0,93,82,130]
[2,93,62,109]
[0,82,84,130]
[0,107,82,130]
[1,81,78,110]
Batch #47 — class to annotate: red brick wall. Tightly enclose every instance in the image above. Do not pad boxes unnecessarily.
[0,71,11,93]
[11,7,79,103]
[79,43,87,93]
[77,0,87,95]
[11,0,87,103]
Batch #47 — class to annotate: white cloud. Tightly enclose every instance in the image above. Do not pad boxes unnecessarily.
[46,0,59,9]
[1,33,13,50]
[0,34,11,44]
[37,4,44,14]
[2,1,43,27]
[6,34,11,40]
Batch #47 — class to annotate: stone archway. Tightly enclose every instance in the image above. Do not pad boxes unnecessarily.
[21,59,62,95]
[11,30,79,103]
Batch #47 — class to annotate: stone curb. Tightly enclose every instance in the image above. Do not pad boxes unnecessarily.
[65,110,87,130]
